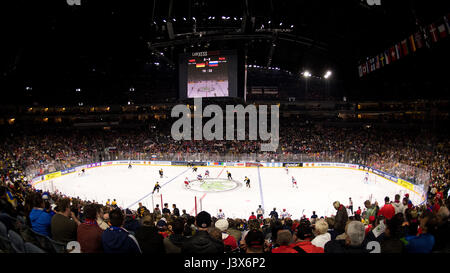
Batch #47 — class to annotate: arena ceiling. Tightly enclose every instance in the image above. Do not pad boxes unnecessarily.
[0,0,449,104]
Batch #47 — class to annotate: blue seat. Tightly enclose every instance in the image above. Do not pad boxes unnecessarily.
[30,229,54,252]
[8,230,25,253]
[25,242,46,253]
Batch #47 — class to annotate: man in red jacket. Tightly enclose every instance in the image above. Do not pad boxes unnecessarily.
[77,204,104,253]
[378,196,396,220]
[248,212,257,220]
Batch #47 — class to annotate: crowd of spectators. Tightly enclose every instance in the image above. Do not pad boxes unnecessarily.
[0,121,449,253]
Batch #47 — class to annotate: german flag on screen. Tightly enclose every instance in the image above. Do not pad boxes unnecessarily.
[196,63,205,68]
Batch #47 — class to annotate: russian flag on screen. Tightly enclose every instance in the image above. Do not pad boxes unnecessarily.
[208,61,218,67]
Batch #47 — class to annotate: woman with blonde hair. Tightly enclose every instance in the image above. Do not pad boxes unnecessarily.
[311,218,331,248]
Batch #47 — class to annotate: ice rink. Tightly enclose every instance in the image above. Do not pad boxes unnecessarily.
[187,80,228,98]
[33,165,424,219]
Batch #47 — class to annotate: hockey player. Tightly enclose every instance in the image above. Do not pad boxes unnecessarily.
[184,177,190,189]
[226,170,232,180]
[192,166,198,173]
[197,174,203,181]
[292,176,298,188]
[128,162,132,169]
[217,209,225,219]
[364,172,369,184]
[285,166,289,174]
[159,168,164,178]
[204,170,210,178]
[244,176,251,188]
[78,168,85,176]
[280,209,291,219]
[152,182,161,194]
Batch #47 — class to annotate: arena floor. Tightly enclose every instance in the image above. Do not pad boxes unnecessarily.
[33,165,424,219]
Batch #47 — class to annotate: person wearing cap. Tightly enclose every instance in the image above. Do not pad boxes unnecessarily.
[215,218,238,252]
[181,211,224,254]
[244,229,266,253]
[324,221,368,253]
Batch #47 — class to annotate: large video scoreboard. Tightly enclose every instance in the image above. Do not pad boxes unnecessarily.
[178,50,239,99]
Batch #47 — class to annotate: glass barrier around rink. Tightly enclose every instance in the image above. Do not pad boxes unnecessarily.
[25,149,431,194]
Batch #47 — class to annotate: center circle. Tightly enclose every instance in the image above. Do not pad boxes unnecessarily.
[186,177,242,193]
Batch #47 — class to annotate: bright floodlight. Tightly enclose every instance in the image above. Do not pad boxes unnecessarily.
[324,70,332,79]
[303,71,311,77]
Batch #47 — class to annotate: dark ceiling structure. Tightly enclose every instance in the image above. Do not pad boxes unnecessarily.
[0,0,449,105]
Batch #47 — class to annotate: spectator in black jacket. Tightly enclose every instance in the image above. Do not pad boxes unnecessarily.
[164,218,185,253]
[134,215,165,254]
[172,204,180,217]
[182,211,224,254]
[333,201,348,235]
[269,208,278,220]
[162,203,171,215]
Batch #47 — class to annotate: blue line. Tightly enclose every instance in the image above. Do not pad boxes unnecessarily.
[257,166,265,210]
[125,167,191,209]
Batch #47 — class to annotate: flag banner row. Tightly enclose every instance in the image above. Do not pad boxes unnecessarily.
[358,14,450,78]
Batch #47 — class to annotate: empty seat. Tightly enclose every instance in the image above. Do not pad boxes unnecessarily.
[25,242,46,253]
[8,230,25,253]
[47,237,67,253]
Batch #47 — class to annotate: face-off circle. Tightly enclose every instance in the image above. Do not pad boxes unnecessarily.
[186,178,242,193]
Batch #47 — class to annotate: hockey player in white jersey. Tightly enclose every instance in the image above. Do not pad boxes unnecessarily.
[291,176,298,188]
[184,177,190,189]
[364,172,369,184]
[280,209,291,219]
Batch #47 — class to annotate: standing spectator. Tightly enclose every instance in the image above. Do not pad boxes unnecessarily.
[256,205,264,220]
[248,212,257,220]
[310,211,318,221]
[392,194,405,217]
[102,208,142,253]
[162,203,170,215]
[181,209,190,219]
[51,198,80,244]
[77,204,103,253]
[156,218,170,238]
[324,221,368,253]
[333,201,348,235]
[215,218,238,252]
[217,209,225,219]
[226,219,242,243]
[311,219,331,248]
[29,193,53,237]
[154,204,161,216]
[137,202,147,218]
[134,215,165,254]
[269,208,278,220]
[163,218,185,253]
[378,196,396,220]
[348,198,353,215]
[182,211,224,254]
[172,204,180,217]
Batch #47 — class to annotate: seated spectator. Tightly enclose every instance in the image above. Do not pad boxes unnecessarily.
[102,208,142,253]
[431,206,450,252]
[164,218,185,253]
[403,210,437,253]
[244,229,266,253]
[289,220,324,253]
[29,192,53,237]
[215,218,238,252]
[311,219,331,248]
[182,211,224,254]
[123,209,140,234]
[156,218,170,238]
[135,215,165,254]
[324,221,368,253]
[226,219,242,243]
[96,205,109,230]
[272,230,297,253]
[77,204,103,253]
[51,197,80,244]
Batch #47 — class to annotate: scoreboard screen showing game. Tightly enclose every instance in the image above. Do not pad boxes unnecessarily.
[179,50,238,99]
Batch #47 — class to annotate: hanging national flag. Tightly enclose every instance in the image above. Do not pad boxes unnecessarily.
[389,46,397,62]
[429,23,439,43]
[375,55,380,69]
[358,65,363,77]
[415,32,424,49]
[384,50,390,65]
[396,43,402,59]
[438,23,447,39]
[379,53,385,67]
[401,39,409,56]
[420,25,431,48]
[409,35,416,52]
[362,63,367,75]
[445,15,450,35]
[371,57,376,71]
